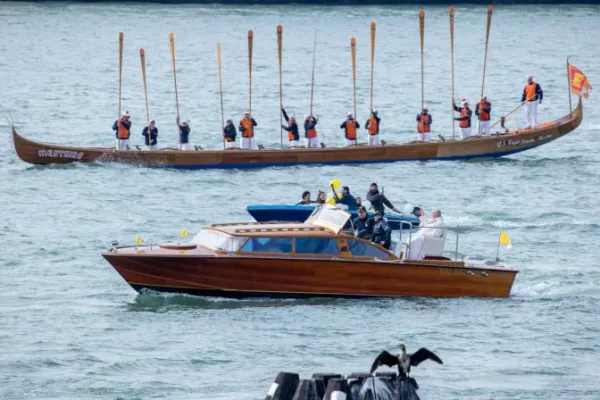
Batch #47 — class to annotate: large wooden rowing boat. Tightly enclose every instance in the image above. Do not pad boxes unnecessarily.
[12,99,582,170]
[102,204,518,299]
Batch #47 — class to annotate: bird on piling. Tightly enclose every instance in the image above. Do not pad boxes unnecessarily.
[369,344,443,377]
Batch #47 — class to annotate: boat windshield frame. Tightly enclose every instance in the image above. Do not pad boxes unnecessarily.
[305,204,351,234]
[190,228,247,252]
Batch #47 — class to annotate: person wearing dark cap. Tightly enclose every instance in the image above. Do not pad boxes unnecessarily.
[366,183,402,214]
[372,210,392,249]
[331,185,358,210]
[142,120,158,150]
[353,206,374,239]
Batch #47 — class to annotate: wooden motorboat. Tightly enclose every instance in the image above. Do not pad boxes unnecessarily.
[102,204,518,299]
[12,98,582,170]
[246,204,420,230]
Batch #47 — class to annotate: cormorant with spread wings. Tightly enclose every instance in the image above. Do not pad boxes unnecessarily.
[370,344,443,377]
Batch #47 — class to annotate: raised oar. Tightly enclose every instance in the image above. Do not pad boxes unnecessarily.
[449,7,455,140]
[479,5,493,135]
[248,30,253,122]
[310,30,317,117]
[169,33,180,125]
[419,10,425,111]
[118,32,123,121]
[351,37,357,134]
[370,22,376,112]
[277,25,283,149]
[139,48,151,150]
[217,43,225,149]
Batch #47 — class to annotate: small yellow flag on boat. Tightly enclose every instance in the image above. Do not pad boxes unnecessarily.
[180,229,188,237]
[499,230,512,249]
[135,235,143,245]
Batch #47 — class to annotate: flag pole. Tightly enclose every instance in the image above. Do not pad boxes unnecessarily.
[566,56,573,113]
[496,229,502,262]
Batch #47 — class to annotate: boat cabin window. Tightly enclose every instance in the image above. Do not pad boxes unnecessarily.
[295,237,339,255]
[240,237,293,254]
[190,229,246,252]
[347,239,391,258]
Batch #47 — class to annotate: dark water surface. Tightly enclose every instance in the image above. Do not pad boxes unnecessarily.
[1,2,599,399]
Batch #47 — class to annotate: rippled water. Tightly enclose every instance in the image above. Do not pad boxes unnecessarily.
[1,2,600,400]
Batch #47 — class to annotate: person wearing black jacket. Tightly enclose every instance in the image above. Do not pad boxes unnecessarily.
[142,120,158,150]
[372,211,392,249]
[353,206,374,239]
[223,119,237,149]
[366,183,402,215]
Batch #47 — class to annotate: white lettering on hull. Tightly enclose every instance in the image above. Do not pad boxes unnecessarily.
[38,149,84,160]
[496,134,553,149]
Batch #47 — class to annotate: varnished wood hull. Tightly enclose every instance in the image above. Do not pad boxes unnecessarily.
[102,253,518,299]
[13,99,582,170]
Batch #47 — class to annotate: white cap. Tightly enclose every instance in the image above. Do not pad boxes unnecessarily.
[244,110,250,115]
[346,112,353,117]
[422,105,428,110]
[122,110,130,117]
[182,120,190,125]
[304,115,310,120]
[290,114,296,120]
[372,109,377,113]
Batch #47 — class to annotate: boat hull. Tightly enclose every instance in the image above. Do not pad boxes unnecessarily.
[246,204,420,231]
[102,253,518,299]
[11,98,583,170]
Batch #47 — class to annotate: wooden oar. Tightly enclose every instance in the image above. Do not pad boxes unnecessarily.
[169,33,180,124]
[118,32,123,121]
[370,22,376,112]
[277,25,283,149]
[449,7,455,140]
[478,5,493,135]
[351,37,357,129]
[217,42,225,149]
[490,95,534,130]
[139,48,151,150]
[419,11,425,111]
[248,30,253,121]
[310,30,317,117]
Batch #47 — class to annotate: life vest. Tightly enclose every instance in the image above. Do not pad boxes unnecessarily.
[417,114,431,133]
[240,118,254,138]
[477,101,491,121]
[306,120,317,138]
[459,108,471,128]
[367,117,378,135]
[287,122,297,141]
[345,121,357,140]
[117,118,130,139]
[524,82,539,101]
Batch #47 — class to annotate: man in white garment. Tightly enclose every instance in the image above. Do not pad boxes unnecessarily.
[453,99,473,140]
[403,209,446,260]
[239,110,258,150]
[522,75,543,129]
[475,96,492,136]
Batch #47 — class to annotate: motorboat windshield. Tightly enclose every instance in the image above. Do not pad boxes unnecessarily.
[190,229,247,252]
[305,204,352,234]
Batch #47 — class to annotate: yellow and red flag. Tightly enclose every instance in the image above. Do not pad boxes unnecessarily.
[568,63,592,98]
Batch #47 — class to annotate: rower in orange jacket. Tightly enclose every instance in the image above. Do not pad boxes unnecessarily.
[112,110,131,150]
[416,106,432,141]
[453,98,472,140]
[303,115,319,148]
[522,75,543,129]
[365,109,381,146]
[475,96,492,136]
[239,110,258,150]
[340,112,360,146]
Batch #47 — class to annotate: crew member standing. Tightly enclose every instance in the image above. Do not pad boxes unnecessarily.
[142,120,158,150]
[416,106,432,141]
[453,98,472,139]
[239,110,258,150]
[340,112,360,146]
[177,117,191,150]
[475,96,492,136]
[223,119,237,149]
[112,110,131,150]
[281,107,299,147]
[522,75,543,129]
[304,115,319,148]
[365,109,381,145]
